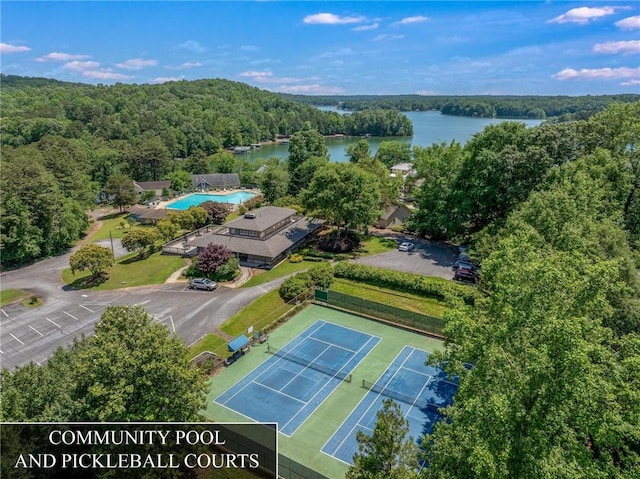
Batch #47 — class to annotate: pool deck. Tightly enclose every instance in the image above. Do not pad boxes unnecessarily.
[154,188,260,210]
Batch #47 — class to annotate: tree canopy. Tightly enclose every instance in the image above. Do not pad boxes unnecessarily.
[0,305,208,422]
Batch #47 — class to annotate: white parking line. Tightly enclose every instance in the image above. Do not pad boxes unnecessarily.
[79,305,95,313]
[0,308,8,317]
[0,350,4,355]
[9,333,24,345]
[28,325,44,337]
[63,311,79,321]
[46,317,62,329]
[169,315,176,333]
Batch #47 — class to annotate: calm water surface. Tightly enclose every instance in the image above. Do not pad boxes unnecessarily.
[246,110,543,163]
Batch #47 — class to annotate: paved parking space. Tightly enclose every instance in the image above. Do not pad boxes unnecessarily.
[354,238,458,279]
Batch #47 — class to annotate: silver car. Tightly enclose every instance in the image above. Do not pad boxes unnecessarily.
[398,242,415,252]
[189,278,218,291]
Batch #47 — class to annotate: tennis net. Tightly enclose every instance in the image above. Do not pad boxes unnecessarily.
[267,344,352,383]
[361,379,438,411]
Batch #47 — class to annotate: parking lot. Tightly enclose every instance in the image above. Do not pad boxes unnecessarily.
[354,236,458,279]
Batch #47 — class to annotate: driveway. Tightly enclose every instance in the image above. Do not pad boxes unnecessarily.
[0,251,291,370]
[353,235,458,279]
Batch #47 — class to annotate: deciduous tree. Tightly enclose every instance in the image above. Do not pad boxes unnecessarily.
[346,398,420,479]
[69,244,114,280]
[121,227,160,257]
[106,173,137,212]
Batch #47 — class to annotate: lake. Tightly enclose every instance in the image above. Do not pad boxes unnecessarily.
[245,109,544,163]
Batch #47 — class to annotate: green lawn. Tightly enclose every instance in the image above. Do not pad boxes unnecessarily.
[241,260,312,288]
[220,289,293,337]
[355,235,398,256]
[188,334,228,360]
[330,278,449,318]
[89,212,133,241]
[62,251,187,290]
[0,289,30,307]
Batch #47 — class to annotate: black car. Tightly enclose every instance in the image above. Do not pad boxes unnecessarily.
[189,278,218,291]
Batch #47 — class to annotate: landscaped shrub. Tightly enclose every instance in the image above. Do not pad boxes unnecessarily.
[333,261,478,305]
[278,273,311,301]
[289,253,304,263]
[211,257,239,281]
[307,262,334,289]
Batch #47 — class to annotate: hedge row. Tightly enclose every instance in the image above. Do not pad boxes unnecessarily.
[333,261,478,305]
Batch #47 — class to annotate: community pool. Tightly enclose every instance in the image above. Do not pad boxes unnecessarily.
[166,191,256,210]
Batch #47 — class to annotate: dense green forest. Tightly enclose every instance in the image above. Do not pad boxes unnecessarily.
[286,93,640,120]
[0,75,410,267]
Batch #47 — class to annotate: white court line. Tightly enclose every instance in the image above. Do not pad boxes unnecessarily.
[0,308,8,317]
[46,317,62,329]
[169,315,176,333]
[9,333,24,345]
[63,311,79,321]
[79,305,95,313]
[321,347,412,457]
[28,325,44,336]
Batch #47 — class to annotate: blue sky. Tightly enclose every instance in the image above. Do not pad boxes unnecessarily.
[1,1,639,95]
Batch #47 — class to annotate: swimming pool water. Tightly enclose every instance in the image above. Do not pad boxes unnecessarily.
[166,191,256,210]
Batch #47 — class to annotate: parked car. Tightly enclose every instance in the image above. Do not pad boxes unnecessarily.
[454,268,477,283]
[458,252,471,262]
[189,278,218,291]
[453,259,478,271]
[398,242,415,252]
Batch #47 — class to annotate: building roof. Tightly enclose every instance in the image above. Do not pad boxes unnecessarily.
[186,216,322,259]
[133,181,172,192]
[192,173,240,188]
[390,163,413,172]
[379,203,412,221]
[127,205,172,220]
[227,206,296,233]
[228,335,250,352]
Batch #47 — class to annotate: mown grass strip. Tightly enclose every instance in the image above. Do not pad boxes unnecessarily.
[241,260,310,288]
[62,251,187,291]
[0,289,30,307]
[220,289,293,337]
[330,278,449,318]
[188,334,228,360]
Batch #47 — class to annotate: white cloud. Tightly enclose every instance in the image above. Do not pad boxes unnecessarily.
[552,66,640,80]
[303,13,366,25]
[394,16,428,25]
[36,52,91,62]
[63,60,100,71]
[616,15,640,30]
[273,84,346,95]
[239,45,259,52]
[176,40,206,53]
[415,90,439,95]
[166,62,203,70]
[82,70,132,80]
[318,48,356,58]
[239,70,272,78]
[548,6,625,25]
[151,76,184,84]
[594,40,640,54]
[352,23,379,31]
[0,43,31,54]
[116,58,158,70]
[621,79,640,86]
[373,34,404,42]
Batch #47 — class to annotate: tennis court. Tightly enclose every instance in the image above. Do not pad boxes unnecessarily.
[322,345,458,465]
[215,320,380,436]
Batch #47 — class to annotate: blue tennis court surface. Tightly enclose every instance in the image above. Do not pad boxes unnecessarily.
[215,320,380,436]
[322,346,458,465]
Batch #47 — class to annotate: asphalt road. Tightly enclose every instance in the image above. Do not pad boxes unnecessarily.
[0,234,458,370]
[0,251,284,370]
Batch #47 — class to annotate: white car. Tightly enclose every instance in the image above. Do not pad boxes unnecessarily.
[398,242,415,252]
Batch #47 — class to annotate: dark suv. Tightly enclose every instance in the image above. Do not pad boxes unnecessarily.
[454,268,477,283]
